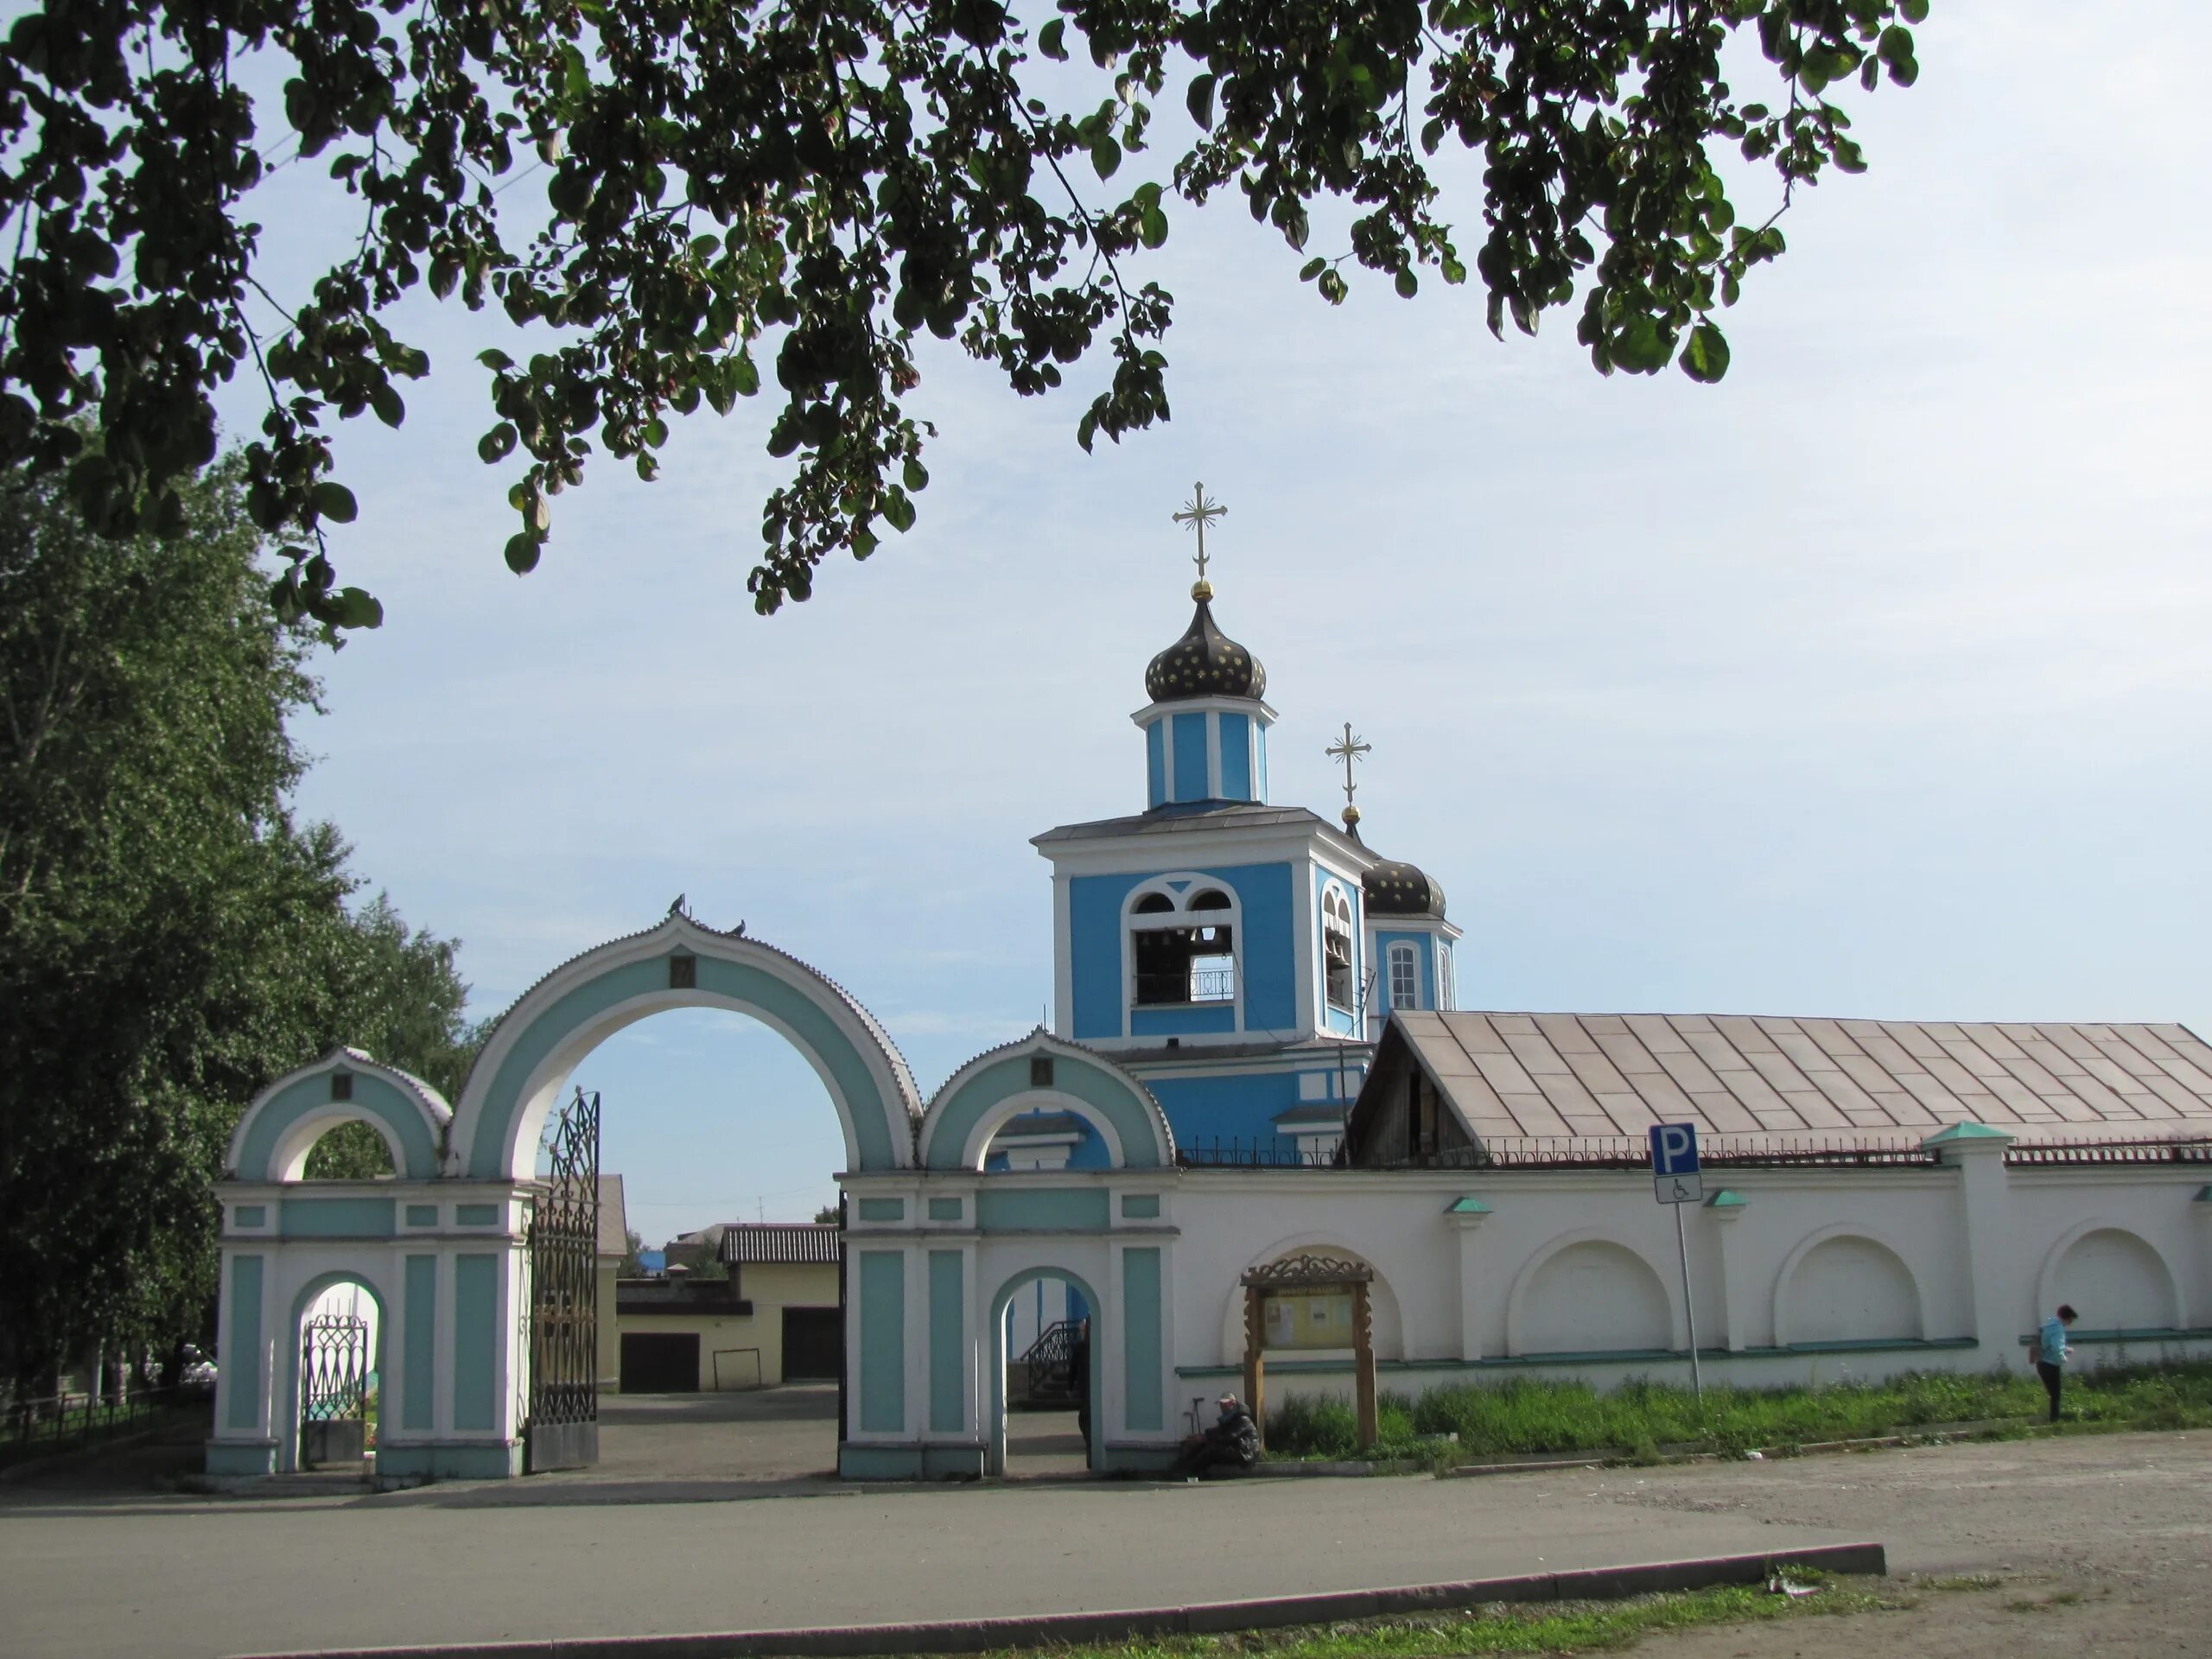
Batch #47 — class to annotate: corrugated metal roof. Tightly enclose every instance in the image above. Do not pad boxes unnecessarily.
[1393,1011,2212,1145]
[717,1222,842,1265]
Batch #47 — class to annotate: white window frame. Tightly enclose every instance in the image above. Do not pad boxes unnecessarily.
[1388,941,1421,1012]
[1120,874,1244,1036]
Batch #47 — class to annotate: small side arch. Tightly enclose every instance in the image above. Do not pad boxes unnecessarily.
[987,1262,1106,1474]
[2035,1220,2183,1332]
[920,1030,1176,1171]
[1505,1230,1679,1356]
[277,1268,391,1475]
[229,1049,450,1183]
[1771,1226,1925,1347]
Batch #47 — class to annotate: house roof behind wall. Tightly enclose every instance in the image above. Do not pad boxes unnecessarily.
[1379,1011,2212,1147]
[717,1222,842,1266]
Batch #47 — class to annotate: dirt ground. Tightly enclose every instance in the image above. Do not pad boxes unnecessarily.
[1599,1430,2212,1658]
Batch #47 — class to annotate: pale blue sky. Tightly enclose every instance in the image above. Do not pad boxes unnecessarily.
[209,4,2212,1242]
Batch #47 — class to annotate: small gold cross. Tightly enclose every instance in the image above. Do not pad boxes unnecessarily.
[1173,482,1227,588]
[1325,722,1371,824]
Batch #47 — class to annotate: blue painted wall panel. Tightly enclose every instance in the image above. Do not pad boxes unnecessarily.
[1122,1248,1164,1431]
[226,1255,263,1431]
[1171,713,1209,801]
[453,1255,499,1432]
[1219,713,1252,801]
[403,1255,436,1431]
[928,1251,964,1434]
[1068,874,1128,1039]
[279,1198,396,1238]
[976,1188,1113,1232]
[859,1251,906,1433]
[1145,720,1166,808]
[1135,1069,1305,1154]
[1130,1004,1238,1037]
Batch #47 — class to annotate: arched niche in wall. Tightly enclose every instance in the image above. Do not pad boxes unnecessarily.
[1510,1238,1673,1356]
[2044,1226,2182,1332]
[1774,1232,1923,1347]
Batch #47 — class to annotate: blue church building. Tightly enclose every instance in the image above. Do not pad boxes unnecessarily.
[1025,539,1461,1166]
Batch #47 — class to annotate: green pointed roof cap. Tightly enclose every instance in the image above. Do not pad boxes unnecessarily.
[1706,1188,1748,1209]
[1445,1196,1491,1215]
[1922,1121,2016,1147]
[2193,1185,2212,1204]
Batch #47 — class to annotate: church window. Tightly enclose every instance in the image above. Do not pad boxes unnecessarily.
[1129,882,1237,1007]
[1322,884,1355,1012]
[1388,943,1420,1011]
[1438,950,1455,1012]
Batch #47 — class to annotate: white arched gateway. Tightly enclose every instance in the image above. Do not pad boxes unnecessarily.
[207,915,1186,1483]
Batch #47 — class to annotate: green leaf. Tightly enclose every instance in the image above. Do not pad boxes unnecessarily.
[732,350,760,397]
[902,456,929,491]
[478,349,514,372]
[883,487,917,532]
[1299,257,1326,283]
[1394,268,1419,299]
[1140,205,1169,249]
[370,383,404,428]
[1090,134,1122,180]
[1680,321,1731,384]
[505,532,541,574]
[1899,0,1929,21]
[1185,73,1216,131]
[1039,18,1067,60]
[312,481,358,523]
[478,423,518,464]
[331,587,384,629]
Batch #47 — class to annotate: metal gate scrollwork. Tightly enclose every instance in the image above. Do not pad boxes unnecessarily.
[299,1312,371,1467]
[526,1086,601,1471]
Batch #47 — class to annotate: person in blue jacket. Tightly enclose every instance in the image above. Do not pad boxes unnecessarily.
[2035,1304,2078,1422]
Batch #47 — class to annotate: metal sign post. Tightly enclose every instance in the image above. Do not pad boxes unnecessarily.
[1648,1122,1705,1404]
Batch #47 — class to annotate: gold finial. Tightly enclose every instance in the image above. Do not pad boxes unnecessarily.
[1326,721,1371,830]
[1173,481,1226,598]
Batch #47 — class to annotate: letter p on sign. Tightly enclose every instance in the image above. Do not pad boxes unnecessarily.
[1649,1122,1702,1205]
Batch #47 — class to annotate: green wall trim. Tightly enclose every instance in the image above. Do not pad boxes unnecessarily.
[453,1255,500,1431]
[236,1070,443,1182]
[976,1188,1112,1233]
[403,1255,438,1432]
[2014,1327,2212,1345]
[467,952,902,1177]
[225,1255,263,1431]
[926,1049,1167,1169]
[857,1198,906,1223]
[1173,1338,1984,1379]
[279,1197,396,1238]
[926,1198,964,1221]
[454,1203,501,1225]
[1121,1247,1164,1432]
[372,1442,524,1479]
[1120,1193,1160,1219]
[232,1205,266,1227]
[404,1205,438,1226]
[928,1250,964,1433]
[858,1250,906,1433]
[839,1443,929,1479]
[204,1440,276,1477]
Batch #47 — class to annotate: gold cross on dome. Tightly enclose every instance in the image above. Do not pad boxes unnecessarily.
[1173,481,1227,587]
[1326,721,1371,812]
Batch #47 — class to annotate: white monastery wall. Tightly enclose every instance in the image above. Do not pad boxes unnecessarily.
[1169,1151,2210,1400]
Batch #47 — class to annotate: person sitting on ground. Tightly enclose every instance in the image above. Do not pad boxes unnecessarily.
[1174,1391,1260,1478]
[2035,1303,2078,1422]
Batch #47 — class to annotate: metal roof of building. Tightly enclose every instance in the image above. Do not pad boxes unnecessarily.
[716,1222,842,1266]
[1387,1011,2212,1144]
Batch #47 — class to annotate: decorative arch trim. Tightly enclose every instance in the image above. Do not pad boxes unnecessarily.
[1503,1229,1681,1356]
[919,1029,1175,1170]
[229,1050,450,1183]
[1770,1225,1926,1348]
[450,912,921,1179]
[2033,1218,2184,1332]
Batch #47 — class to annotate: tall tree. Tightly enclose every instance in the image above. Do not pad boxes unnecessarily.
[0,0,1928,631]
[0,451,474,1392]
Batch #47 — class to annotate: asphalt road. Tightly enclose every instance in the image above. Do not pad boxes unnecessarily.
[3,1425,2203,1659]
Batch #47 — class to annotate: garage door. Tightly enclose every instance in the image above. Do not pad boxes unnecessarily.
[620,1332,700,1393]
[781,1308,842,1382]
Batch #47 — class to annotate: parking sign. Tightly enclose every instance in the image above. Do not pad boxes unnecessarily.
[1649,1122,1703,1205]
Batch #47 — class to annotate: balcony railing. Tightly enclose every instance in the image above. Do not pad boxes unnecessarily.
[1134,966,1235,1007]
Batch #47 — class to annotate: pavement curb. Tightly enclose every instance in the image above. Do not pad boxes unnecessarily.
[228,1541,1886,1659]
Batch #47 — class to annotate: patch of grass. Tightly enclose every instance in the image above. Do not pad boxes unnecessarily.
[1258,1361,2212,1463]
[989,1580,1904,1659]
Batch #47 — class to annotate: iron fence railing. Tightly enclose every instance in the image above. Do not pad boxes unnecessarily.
[1178,1139,1345,1168]
[1134,967,1236,1007]
[1,1383,210,1466]
[2004,1137,2212,1166]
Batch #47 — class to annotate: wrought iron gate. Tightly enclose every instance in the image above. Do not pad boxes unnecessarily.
[525,1086,601,1471]
[299,1312,371,1466]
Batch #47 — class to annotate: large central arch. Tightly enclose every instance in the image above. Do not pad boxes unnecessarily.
[448,911,923,1179]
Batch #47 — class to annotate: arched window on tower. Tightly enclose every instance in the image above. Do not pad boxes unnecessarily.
[1130,886,1238,1007]
[1323,885,1355,1012]
[1387,941,1421,1012]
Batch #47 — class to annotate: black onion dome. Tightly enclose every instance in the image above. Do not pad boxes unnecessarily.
[1145,594,1268,702]
[1363,859,1446,918]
